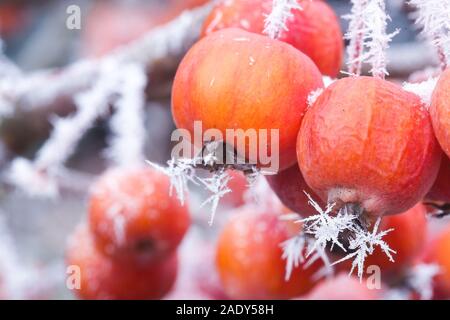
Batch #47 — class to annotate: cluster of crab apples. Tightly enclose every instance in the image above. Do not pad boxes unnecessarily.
[65,0,450,300]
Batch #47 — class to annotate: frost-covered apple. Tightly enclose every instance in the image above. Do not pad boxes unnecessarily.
[66,225,178,300]
[172,28,323,171]
[201,0,343,77]
[88,167,190,262]
[298,76,442,217]
[216,208,322,299]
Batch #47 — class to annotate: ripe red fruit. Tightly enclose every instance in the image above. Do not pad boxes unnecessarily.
[201,0,343,77]
[222,171,248,207]
[216,209,322,299]
[172,28,323,171]
[66,225,177,300]
[303,274,380,300]
[427,155,450,203]
[298,76,442,217]
[266,164,325,217]
[335,203,428,276]
[421,224,450,298]
[88,167,190,262]
[430,69,450,159]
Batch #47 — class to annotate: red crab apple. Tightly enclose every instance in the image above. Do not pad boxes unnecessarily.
[66,225,178,300]
[201,0,343,77]
[298,76,442,217]
[427,155,450,203]
[88,167,190,262]
[216,209,323,299]
[335,203,428,277]
[172,28,323,171]
[222,170,248,207]
[266,164,325,217]
[420,224,450,299]
[303,273,381,300]
[430,69,450,159]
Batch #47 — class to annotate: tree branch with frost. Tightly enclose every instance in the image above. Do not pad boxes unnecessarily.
[105,63,147,167]
[345,0,399,78]
[409,0,450,70]
[6,59,124,197]
[263,0,302,39]
[0,3,212,117]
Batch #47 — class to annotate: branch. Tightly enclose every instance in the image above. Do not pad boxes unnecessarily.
[345,0,398,78]
[0,3,212,116]
[409,0,450,70]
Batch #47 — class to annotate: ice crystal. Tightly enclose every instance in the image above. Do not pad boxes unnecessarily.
[332,218,396,280]
[147,157,198,206]
[281,233,334,282]
[409,0,450,69]
[402,77,439,106]
[263,0,302,39]
[307,88,324,107]
[300,193,355,253]
[198,169,232,226]
[281,235,307,281]
[345,0,399,78]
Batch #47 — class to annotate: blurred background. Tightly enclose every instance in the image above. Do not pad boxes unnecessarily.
[0,0,447,300]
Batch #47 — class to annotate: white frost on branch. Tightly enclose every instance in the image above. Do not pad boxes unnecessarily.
[409,0,450,69]
[345,0,399,78]
[105,63,147,167]
[332,218,396,280]
[263,0,302,39]
[6,60,122,197]
[198,169,232,226]
[0,4,212,115]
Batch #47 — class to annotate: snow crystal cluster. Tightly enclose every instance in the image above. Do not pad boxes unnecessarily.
[282,193,396,281]
[345,0,399,78]
[409,0,450,69]
[263,0,303,39]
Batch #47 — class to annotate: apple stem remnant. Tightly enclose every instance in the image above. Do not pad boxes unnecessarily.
[409,0,450,71]
[263,0,303,39]
[345,0,399,78]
